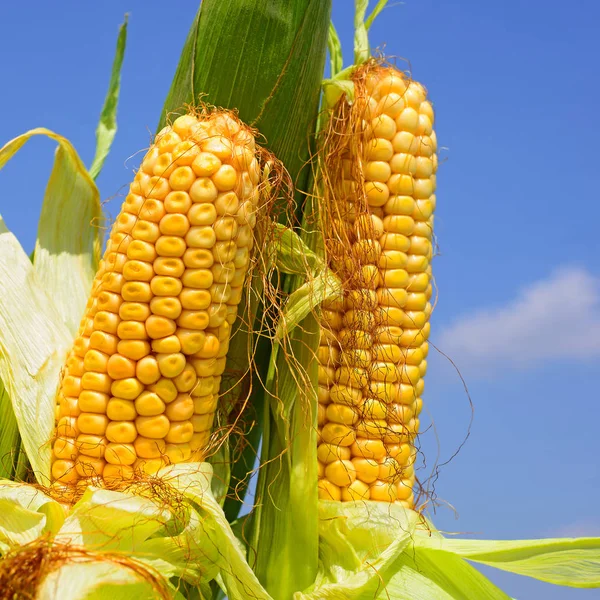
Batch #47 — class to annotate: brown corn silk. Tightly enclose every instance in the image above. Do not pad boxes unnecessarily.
[50,110,268,492]
[317,62,437,507]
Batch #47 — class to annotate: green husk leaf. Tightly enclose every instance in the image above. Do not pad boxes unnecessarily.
[384,546,512,600]
[251,307,320,599]
[0,217,72,482]
[89,15,129,180]
[415,534,600,589]
[275,269,342,340]
[0,379,22,480]
[158,463,274,600]
[0,481,65,553]
[328,22,344,78]
[0,128,102,337]
[38,561,169,600]
[354,0,370,65]
[207,439,230,506]
[322,77,355,110]
[365,0,390,30]
[270,223,322,275]
[159,0,332,205]
[56,487,171,550]
[296,501,419,599]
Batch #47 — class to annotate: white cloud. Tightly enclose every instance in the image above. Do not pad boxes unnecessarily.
[437,267,600,375]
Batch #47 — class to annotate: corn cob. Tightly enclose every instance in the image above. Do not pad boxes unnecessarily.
[51,111,262,489]
[317,65,437,507]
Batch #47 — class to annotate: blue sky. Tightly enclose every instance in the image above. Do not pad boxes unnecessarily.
[1,1,598,598]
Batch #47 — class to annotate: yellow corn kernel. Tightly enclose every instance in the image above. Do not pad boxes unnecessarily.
[155,236,187,258]
[76,435,107,458]
[191,152,221,177]
[105,443,137,465]
[111,378,144,401]
[52,460,78,484]
[341,479,370,501]
[164,190,192,214]
[188,203,217,227]
[107,398,137,421]
[77,413,108,436]
[317,443,351,464]
[325,460,356,487]
[136,356,161,385]
[151,335,181,354]
[165,394,194,421]
[106,355,136,380]
[105,421,137,444]
[370,480,399,502]
[135,415,170,439]
[53,437,78,461]
[150,296,183,319]
[118,302,150,322]
[165,421,194,444]
[121,282,152,302]
[321,423,355,447]
[78,391,109,414]
[169,166,196,191]
[103,464,134,482]
[151,378,178,403]
[134,436,166,459]
[151,276,183,297]
[318,479,342,501]
[80,372,111,394]
[118,340,151,361]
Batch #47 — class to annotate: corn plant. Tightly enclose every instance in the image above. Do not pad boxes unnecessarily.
[0,2,598,599]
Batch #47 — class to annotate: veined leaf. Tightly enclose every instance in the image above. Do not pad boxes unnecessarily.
[385,547,512,600]
[0,481,65,553]
[160,0,332,203]
[158,463,274,600]
[415,534,600,589]
[38,562,171,600]
[297,502,419,599]
[89,15,129,180]
[0,217,72,482]
[0,380,21,480]
[56,487,172,551]
[275,269,341,340]
[0,129,102,338]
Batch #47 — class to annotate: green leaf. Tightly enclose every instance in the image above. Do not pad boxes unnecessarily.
[0,481,65,553]
[269,223,323,276]
[251,309,321,600]
[296,502,419,599]
[56,487,171,551]
[0,380,21,480]
[385,547,512,600]
[416,534,600,589]
[159,0,332,205]
[0,128,102,337]
[38,561,169,600]
[328,22,344,77]
[354,0,370,65]
[0,217,72,482]
[158,463,274,600]
[275,269,341,340]
[89,15,129,180]
[365,0,390,30]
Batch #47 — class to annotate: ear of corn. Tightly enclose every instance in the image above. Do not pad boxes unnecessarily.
[316,65,436,507]
[50,111,264,489]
